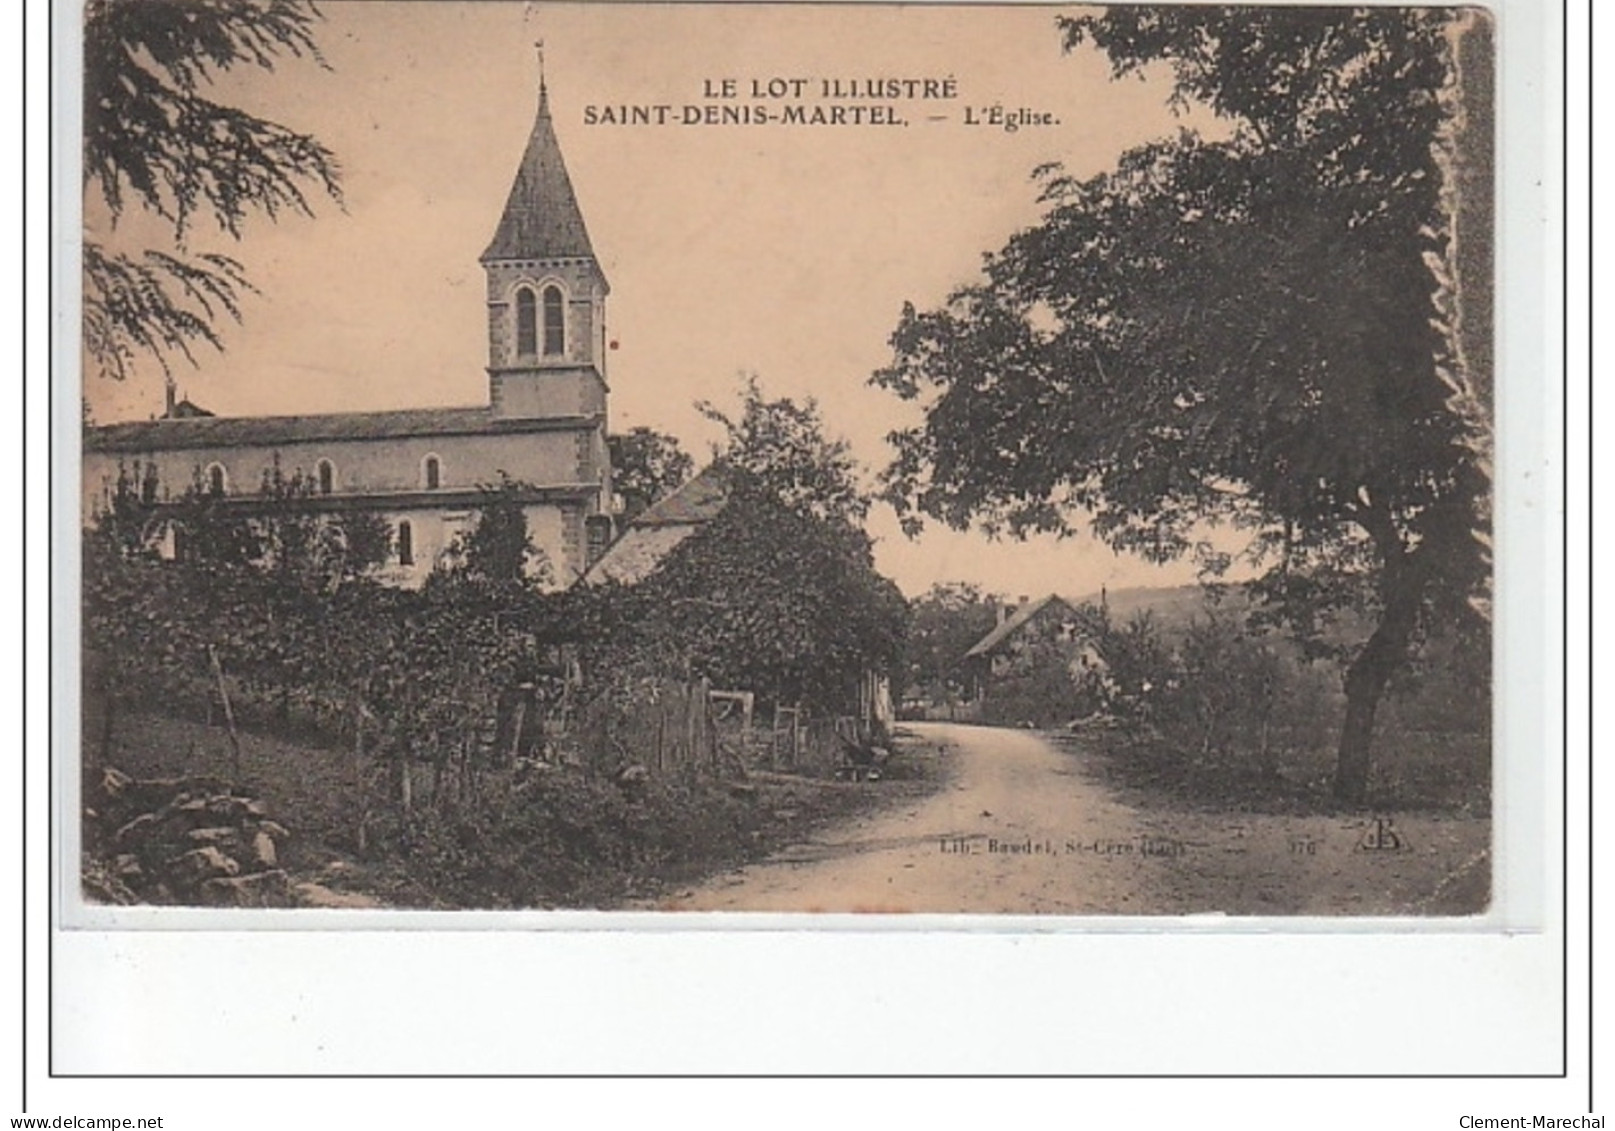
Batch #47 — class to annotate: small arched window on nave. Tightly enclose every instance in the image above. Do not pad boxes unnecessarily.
[542,285,564,356]
[515,287,538,357]
[205,463,227,496]
[397,520,414,567]
[316,459,334,496]
[422,454,441,491]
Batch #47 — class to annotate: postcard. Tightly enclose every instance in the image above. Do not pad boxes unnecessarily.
[74,1,1501,922]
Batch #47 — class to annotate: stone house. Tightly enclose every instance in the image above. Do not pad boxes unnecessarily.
[583,467,731,587]
[962,595,1108,724]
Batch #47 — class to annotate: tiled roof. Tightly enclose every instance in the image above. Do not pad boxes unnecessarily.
[83,406,599,453]
[584,467,731,584]
[584,525,700,586]
[630,466,731,527]
[964,595,1075,658]
[481,85,597,263]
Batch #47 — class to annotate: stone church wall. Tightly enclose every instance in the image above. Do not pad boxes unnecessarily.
[83,427,601,519]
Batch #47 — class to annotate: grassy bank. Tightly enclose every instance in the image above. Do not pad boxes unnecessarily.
[1040,726,1491,915]
[87,711,947,909]
[1059,703,1488,820]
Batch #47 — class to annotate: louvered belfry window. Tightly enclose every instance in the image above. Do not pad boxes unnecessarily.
[542,285,564,356]
[516,288,538,357]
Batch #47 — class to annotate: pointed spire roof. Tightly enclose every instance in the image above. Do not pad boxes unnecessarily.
[482,83,597,262]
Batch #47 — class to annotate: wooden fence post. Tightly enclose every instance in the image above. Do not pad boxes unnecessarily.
[400,684,414,820]
[652,682,665,774]
[508,695,527,767]
[791,704,803,769]
[697,677,714,773]
[677,680,689,775]
[742,692,753,758]
[207,645,243,783]
[351,694,369,853]
[771,701,791,772]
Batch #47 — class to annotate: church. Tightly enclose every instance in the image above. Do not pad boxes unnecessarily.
[82,78,618,589]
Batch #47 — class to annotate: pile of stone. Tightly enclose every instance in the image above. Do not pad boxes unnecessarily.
[83,767,295,907]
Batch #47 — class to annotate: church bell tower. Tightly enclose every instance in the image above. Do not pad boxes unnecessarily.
[481,76,609,420]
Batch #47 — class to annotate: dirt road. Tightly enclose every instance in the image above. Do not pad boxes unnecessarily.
[656,723,1490,916]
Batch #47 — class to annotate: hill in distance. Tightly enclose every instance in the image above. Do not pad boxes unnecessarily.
[1066,583,1251,636]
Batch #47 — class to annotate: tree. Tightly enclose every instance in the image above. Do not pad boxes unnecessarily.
[83,0,341,383]
[249,458,393,590]
[439,474,550,586]
[699,374,869,524]
[608,427,694,524]
[904,582,1000,702]
[627,480,909,715]
[581,383,905,716]
[873,9,1490,803]
[120,455,391,587]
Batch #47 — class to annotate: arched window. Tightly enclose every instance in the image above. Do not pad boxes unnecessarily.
[515,288,537,357]
[542,285,564,356]
[205,463,227,495]
[316,459,334,495]
[422,454,441,491]
[397,520,414,567]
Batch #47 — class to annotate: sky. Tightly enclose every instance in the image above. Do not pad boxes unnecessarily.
[83,1,1244,599]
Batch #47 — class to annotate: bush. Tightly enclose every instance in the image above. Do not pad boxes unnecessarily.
[980,660,1085,728]
[389,767,762,908]
[1082,599,1487,811]
[1168,614,1283,764]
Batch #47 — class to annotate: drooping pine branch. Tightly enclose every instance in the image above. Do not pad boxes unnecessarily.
[84,0,342,238]
[82,0,342,384]
[82,241,254,381]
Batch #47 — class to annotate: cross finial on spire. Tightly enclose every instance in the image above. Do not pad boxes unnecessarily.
[534,37,546,93]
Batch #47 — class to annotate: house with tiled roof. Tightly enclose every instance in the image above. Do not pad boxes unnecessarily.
[963,595,1074,663]
[961,594,1108,726]
[582,467,731,587]
[82,79,616,589]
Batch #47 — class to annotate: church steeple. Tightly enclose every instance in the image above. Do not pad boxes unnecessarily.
[481,72,610,420]
[481,81,598,264]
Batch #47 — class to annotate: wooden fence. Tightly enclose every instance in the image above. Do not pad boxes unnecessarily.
[765,707,859,777]
[566,677,737,778]
[557,680,860,781]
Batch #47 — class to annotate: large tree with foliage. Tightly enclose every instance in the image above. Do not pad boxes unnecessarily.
[83,0,341,383]
[438,474,550,587]
[624,479,908,715]
[699,374,869,524]
[873,9,1491,803]
[608,427,694,524]
[904,582,1000,702]
[597,383,904,714]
